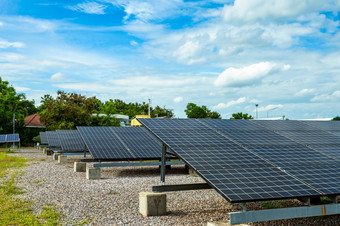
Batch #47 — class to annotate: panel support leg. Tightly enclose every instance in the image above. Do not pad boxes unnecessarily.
[160,143,167,183]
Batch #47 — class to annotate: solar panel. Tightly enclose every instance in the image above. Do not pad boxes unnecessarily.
[77,127,131,160]
[248,146,339,166]
[138,118,328,202]
[278,130,340,145]
[56,130,85,152]
[283,165,340,195]
[254,120,318,131]
[0,135,6,143]
[201,167,320,203]
[110,127,162,159]
[45,131,61,147]
[40,132,48,144]
[309,145,340,161]
[303,121,340,131]
[6,134,20,142]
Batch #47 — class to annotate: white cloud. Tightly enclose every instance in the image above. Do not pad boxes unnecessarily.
[14,86,31,92]
[0,53,24,61]
[130,40,138,46]
[213,97,247,110]
[311,91,340,102]
[214,62,277,87]
[295,88,315,97]
[222,0,326,24]
[67,2,108,14]
[0,40,24,48]
[257,104,283,112]
[0,21,3,26]
[174,96,183,103]
[172,41,206,64]
[51,72,66,81]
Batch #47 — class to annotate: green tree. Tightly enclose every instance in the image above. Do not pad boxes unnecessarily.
[230,112,254,120]
[40,91,106,130]
[185,103,221,119]
[333,116,340,121]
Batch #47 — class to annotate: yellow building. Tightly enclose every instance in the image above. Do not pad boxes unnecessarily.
[131,115,151,126]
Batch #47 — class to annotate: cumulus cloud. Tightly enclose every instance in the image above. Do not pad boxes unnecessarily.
[311,91,340,102]
[67,2,108,14]
[214,62,278,87]
[51,72,66,81]
[0,40,24,48]
[14,86,31,92]
[295,88,315,97]
[222,0,325,24]
[213,97,247,110]
[173,96,183,103]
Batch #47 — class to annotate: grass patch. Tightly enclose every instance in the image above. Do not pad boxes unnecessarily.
[0,151,61,225]
[107,190,120,195]
[71,218,91,225]
[260,201,287,209]
[39,158,46,161]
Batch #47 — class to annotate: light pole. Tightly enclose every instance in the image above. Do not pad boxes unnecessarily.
[255,104,259,119]
[267,107,278,118]
[148,98,151,116]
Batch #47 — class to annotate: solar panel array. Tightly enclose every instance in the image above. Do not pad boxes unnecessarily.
[45,131,61,147]
[40,132,48,144]
[0,134,20,143]
[77,126,162,160]
[56,130,85,152]
[139,118,340,203]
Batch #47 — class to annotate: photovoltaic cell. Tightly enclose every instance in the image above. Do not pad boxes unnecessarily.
[201,119,264,131]
[309,145,340,161]
[40,132,48,144]
[6,134,20,142]
[57,130,85,152]
[303,121,340,131]
[45,131,61,147]
[278,130,340,145]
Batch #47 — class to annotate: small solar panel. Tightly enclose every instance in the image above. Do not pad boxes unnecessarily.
[0,135,6,143]
[57,130,85,152]
[284,165,340,195]
[45,131,61,147]
[6,134,20,142]
[40,132,48,144]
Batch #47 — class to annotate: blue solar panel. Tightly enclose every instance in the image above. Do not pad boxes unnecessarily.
[0,135,6,143]
[6,134,20,142]
[303,121,340,131]
[46,131,61,147]
[278,130,340,145]
[202,119,264,131]
[39,132,48,144]
[57,130,85,152]
[254,120,318,131]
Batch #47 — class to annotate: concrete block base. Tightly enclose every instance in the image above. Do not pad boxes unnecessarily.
[53,153,61,160]
[139,192,166,217]
[74,162,86,172]
[86,167,101,180]
[58,155,67,164]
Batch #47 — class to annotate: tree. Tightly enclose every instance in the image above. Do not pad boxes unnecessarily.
[185,103,221,119]
[230,112,254,120]
[40,91,105,130]
[333,116,340,121]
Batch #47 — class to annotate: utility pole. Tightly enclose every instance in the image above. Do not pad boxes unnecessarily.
[255,104,259,119]
[148,98,151,116]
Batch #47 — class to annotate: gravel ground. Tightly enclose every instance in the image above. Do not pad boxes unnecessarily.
[9,148,340,225]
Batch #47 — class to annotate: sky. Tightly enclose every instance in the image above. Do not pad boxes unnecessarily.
[0,0,339,119]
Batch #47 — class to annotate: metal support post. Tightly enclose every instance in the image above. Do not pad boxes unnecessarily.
[237,203,247,212]
[161,143,167,183]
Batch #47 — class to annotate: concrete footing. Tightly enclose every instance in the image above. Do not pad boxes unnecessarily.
[58,155,67,164]
[53,153,61,160]
[207,221,248,226]
[86,167,101,180]
[74,162,86,172]
[139,192,166,217]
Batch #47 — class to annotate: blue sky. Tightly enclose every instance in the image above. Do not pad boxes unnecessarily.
[0,0,339,119]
